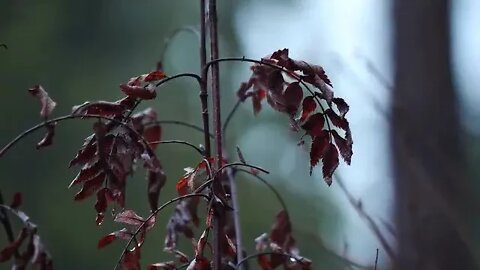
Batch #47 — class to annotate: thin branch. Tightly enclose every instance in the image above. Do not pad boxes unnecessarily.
[161,26,200,63]
[114,193,210,270]
[154,72,202,88]
[222,99,242,138]
[335,175,396,261]
[216,162,269,178]
[236,168,288,214]
[151,120,213,138]
[148,140,204,156]
[374,249,379,270]
[235,252,309,270]
[0,114,154,160]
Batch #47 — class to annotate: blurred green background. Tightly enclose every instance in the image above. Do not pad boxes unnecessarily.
[0,1,346,269]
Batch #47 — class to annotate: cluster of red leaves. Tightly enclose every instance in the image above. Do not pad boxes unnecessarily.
[254,210,311,270]
[237,49,353,185]
[97,209,156,270]
[67,71,167,225]
[0,193,53,269]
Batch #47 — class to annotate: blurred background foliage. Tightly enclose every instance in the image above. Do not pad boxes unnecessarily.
[0,1,345,269]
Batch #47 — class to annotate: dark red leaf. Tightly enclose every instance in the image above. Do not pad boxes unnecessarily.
[252,88,266,115]
[144,71,167,82]
[144,125,161,149]
[331,130,352,165]
[120,84,156,100]
[325,109,349,130]
[122,247,141,270]
[301,113,325,137]
[95,188,109,226]
[0,228,27,262]
[283,82,303,115]
[322,143,339,185]
[69,135,96,168]
[309,130,329,174]
[97,234,117,249]
[237,79,254,101]
[299,96,316,122]
[147,169,166,211]
[270,210,291,246]
[187,257,211,270]
[72,100,128,117]
[36,123,56,150]
[69,161,103,188]
[10,192,22,209]
[176,177,189,196]
[114,210,144,226]
[0,244,16,262]
[148,262,176,270]
[332,97,349,117]
[74,172,106,201]
[257,254,273,270]
[28,85,56,119]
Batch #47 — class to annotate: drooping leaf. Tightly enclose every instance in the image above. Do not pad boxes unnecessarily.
[97,233,117,249]
[10,192,22,209]
[322,143,339,185]
[36,122,56,149]
[309,130,329,173]
[28,85,56,119]
[332,97,349,117]
[72,100,131,117]
[331,130,352,165]
[114,210,145,226]
[144,71,167,82]
[121,247,141,270]
[120,84,156,100]
[73,172,106,201]
[299,96,316,122]
[282,82,303,115]
[257,254,273,270]
[325,109,349,130]
[301,113,325,137]
[147,169,166,211]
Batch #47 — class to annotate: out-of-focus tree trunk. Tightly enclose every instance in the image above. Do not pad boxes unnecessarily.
[392,0,477,269]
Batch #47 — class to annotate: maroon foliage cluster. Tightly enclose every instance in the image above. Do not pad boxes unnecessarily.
[238,49,353,185]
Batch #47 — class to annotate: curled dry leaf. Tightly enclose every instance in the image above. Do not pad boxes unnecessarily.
[28,85,56,119]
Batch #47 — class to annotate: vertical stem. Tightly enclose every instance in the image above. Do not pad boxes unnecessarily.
[200,0,211,158]
[0,190,18,258]
[208,1,223,270]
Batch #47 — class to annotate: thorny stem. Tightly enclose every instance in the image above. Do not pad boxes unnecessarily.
[335,175,396,260]
[114,193,210,270]
[204,57,334,142]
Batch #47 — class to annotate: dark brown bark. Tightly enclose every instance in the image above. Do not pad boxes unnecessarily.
[392,1,477,269]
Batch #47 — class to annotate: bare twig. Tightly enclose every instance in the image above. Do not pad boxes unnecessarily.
[235,252,309,270]
[150,120,213,138]
[374,248,379,270]
[114,193,210,270]
[148,140,204,156]
[335,175,396,261]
